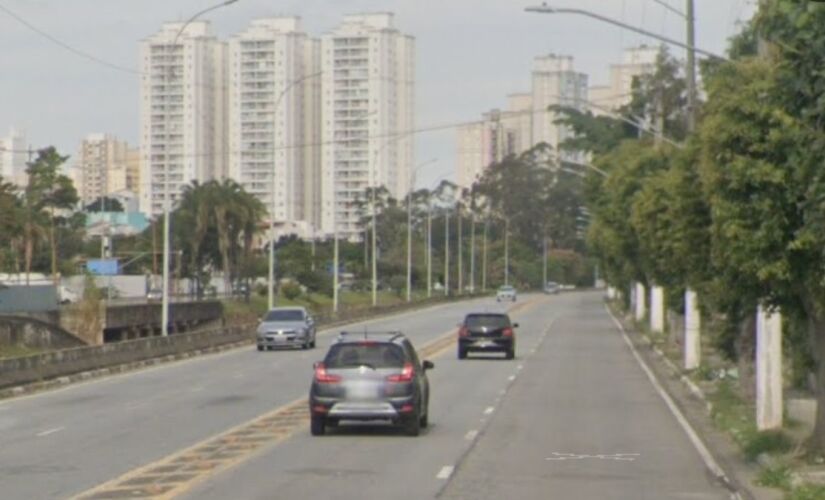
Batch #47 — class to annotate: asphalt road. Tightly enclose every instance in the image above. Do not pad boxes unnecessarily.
[0,292,731,499]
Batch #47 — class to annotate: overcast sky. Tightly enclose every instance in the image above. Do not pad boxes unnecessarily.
[0,0,756,187]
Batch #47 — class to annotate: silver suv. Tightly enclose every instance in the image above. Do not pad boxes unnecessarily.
[256,307,317,350]
[309,332,433,436]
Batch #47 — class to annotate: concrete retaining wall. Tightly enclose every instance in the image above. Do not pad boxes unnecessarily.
[0,325,250,389]
[0,315,86,350]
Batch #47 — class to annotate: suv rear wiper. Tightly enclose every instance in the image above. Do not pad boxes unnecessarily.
[339,363,377,370]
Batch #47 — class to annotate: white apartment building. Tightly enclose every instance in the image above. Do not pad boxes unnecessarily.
[77,134,139,205]
[531,54,589,159]
[139,21,226,216]
[590,45,659,112]
[456,55,589,186]
[0,128,28,187]
[228,17,320,227]
[319,13,415,240]
[456,108,524,189]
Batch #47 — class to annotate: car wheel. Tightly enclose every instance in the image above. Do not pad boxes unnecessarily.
[458,347,467,360]
[302,340,309,350]
[257,345,264,352]
[506,347,515,360]
[404,412,421,437]
[419,404,429,428]
[310,415,326,436]
[310,337,317,349]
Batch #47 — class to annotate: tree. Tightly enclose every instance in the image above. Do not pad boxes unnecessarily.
[23,147,78,284]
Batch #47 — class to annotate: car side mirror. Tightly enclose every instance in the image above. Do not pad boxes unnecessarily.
[513,323,520,328]
[422,360,435,371]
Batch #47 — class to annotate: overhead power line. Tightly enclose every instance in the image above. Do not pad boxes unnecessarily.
[0,2,141,75]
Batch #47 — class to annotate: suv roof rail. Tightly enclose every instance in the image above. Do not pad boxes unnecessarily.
[338,330,405,342]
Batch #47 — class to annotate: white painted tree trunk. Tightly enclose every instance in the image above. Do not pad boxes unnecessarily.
[634,282,646,322]
[650,286,665,333]
[756,305,783,431]
[684,289,701,370]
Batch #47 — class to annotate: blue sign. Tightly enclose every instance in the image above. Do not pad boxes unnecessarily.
[87,259,120,276]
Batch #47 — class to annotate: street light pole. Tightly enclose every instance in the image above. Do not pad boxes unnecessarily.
[427,202,432,298]
[268,70,323,310]
[405,159,438,302]
[444,211,450,296]
[470,212,475,294]
[161,0,239,337]
[525,5,728,61]
[504,222,509,287]
[482,218,488,292]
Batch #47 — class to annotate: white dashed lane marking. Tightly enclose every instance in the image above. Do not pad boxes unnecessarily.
[465,430,479,441]
[483,406,494,415]
[436,466,455,479]
[36,427,64,437]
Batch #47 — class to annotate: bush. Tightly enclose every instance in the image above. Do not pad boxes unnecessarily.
[281,282,302,301]
[743,431,793,462]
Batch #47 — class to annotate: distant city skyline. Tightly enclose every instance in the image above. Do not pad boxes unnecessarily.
[1,1,756,189]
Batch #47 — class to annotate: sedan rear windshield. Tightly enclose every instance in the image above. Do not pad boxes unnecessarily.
[325,343,407,369]
[465,314,511,328]
[264,310,304,322]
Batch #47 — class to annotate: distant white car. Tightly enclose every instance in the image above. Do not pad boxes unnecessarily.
[544,282,560,295]
[496,286,517,302]
[146,288,163,302]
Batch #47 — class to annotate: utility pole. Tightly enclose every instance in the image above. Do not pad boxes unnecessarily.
[482,219,488,292]
[470,212,476,294]
[542,237,548,288]
[504,221,509,287]
[444,211,450,296]
[685,0,697,133]
[457,204,463,295]
[427,201,432,298]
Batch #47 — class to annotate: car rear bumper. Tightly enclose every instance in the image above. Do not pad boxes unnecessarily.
[459,337,513,351]
[257,334,308,348]
[310,395,415,420]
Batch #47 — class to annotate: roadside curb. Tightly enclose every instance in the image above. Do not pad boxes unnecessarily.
[605,304,748,500]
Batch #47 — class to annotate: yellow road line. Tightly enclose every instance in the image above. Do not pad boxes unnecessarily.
[72,296,544,500]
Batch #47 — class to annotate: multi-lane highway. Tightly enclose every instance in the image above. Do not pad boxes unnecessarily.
[0,292,730,499]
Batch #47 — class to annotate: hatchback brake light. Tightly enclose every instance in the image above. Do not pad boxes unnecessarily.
[502,328,514,337]
[314,363,341,383]
[387,362,414,382]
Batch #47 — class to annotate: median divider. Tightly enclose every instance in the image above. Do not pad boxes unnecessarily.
[0,294,484,400]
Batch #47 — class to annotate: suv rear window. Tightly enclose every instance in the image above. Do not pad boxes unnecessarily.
[264,310,304,321]
[465,314,511,328]
[325,343,407,369]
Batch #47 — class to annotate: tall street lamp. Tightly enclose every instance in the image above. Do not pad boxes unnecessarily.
[268,70,323,310]
[524,4,726,61]
[406,158,438,302]
[427,174,451,298]
[161,0,239,337]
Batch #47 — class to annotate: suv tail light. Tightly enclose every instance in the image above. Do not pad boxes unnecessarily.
[386,362,414,383]
[314,363,341,383]
[458,326,469,337]
[502,327,514,337]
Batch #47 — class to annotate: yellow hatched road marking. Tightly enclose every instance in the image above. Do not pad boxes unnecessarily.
[72,296,543,500]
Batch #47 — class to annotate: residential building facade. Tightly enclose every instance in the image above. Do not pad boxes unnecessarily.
[0,128,28,187]
[228,17,320,226]
[139,21,226,216]
[530,54,589,159]
[77,133,139,205]
[319,13,415,240]
[589,45,659,112]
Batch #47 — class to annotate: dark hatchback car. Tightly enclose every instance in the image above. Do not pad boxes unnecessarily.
[309,332,433,437]
[458,313,519,360]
